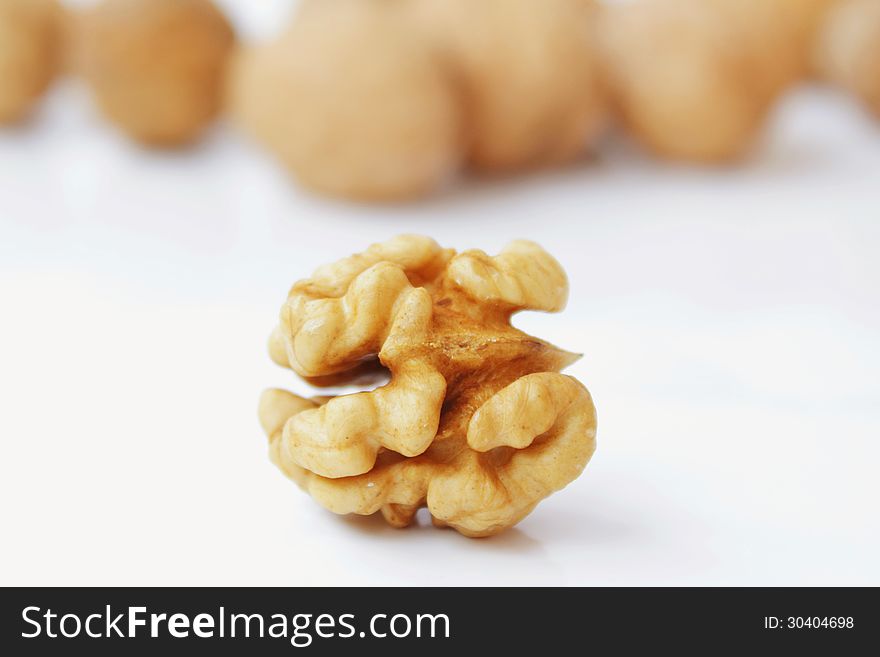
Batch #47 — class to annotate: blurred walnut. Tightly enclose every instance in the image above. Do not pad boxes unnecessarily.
[413,0,607,172]
[814,0,880,117]
[707,1,843,90]
[259,236,597,537]
[77,0,234,146]
[0,0,63,124]
[705,0,805,97]
[789,0,843,74]
[598,0,775,163]
[229,0,462,202]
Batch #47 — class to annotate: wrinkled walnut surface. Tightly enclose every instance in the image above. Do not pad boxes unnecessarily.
[259,236,597,537]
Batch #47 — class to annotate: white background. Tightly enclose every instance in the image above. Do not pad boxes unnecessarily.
[1,1,879,586]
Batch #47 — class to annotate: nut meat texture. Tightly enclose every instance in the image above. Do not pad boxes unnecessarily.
[259,236,597,537]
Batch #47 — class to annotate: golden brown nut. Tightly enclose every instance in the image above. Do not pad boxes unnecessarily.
[706,1,844,88]
[598,0,774,163]
[789,0,843,74]
[814,0,880,116]
[76,0,235,146]
[705,0,805,97]
[259,236,597,537]
[228,0,462,202]
[0,0,63,124]
[413,0,606,172]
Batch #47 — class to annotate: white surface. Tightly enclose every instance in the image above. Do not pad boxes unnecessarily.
[2,70,880,585]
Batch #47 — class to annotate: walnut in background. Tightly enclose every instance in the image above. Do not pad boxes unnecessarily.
[229,0,606,201]
[76,0,235,146]
[229,0,463,202]
[788,0,844,75]
[413,0,607,173]
[0,0,63,124]
[814,0,880,117]
[598,0,778,163]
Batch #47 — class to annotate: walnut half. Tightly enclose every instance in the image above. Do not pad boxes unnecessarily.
[259,235,597,537]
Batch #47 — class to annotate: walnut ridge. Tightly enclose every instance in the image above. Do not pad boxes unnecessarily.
[259,236,597,537]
